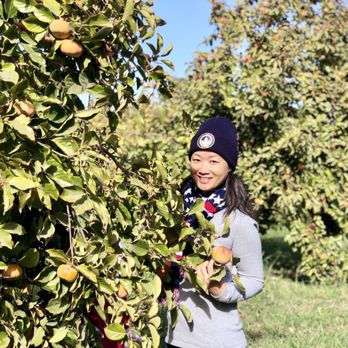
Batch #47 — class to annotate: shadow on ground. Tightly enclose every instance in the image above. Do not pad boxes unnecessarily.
[261,235,301,279]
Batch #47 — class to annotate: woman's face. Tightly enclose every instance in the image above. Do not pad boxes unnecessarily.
[190,151,230,194]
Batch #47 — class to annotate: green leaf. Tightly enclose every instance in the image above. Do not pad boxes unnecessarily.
[30,327,45,347]
[149,323,160,348]
[152,274,162,299]
[125,240,149,256]
[209,266,226,282]
[156,200,170,220]
[0,222,25,235]
[104,323,126,341]
[76,264,98,283]
[179,304,193,323]
[161,58,175,71]
[45,298,69,314]
[2,184,14,213]
[8,176,37,190]
[75,108,104,119]
[42,0,61,16]
[0,63,19,84]
[0,229,13,249]
[187,199,204,214]
[86,15,113,27]
[22,43,46,65]
[33,5,55,23]
[52,137,79,156]
[13,0,36,13]
[233,274,245,292]
[4,0,18,18]
[161,42,173,57]
[152,243,170,257]
[122,0,134,21]
[0,331,10,348]
[49,327,69,343]
[19,248,40,268]
[22,17,46,33]
[222,216,230,236]
[9,115,35,141]
[60,188,85,203]
[46,249,70,263]
[38,218,55,242]
[73,197,94,215]
[179,227,195,241]
[130,177,148,191]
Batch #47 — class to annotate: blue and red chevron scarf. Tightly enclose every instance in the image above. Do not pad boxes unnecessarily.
[183,180,226,228]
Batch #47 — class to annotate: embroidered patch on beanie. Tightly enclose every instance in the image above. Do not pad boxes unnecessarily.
[197,133,215,149]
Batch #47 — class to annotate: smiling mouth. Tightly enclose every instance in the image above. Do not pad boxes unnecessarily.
[198,176,211,184]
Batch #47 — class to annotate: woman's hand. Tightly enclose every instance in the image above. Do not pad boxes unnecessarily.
[195,260,227,297]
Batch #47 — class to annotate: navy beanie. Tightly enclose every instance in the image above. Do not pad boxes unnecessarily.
[189,117,238,171]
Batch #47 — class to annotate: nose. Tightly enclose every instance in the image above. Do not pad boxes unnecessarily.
[197,160,210,174]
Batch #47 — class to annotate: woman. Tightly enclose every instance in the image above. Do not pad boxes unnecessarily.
[166,117,264,348]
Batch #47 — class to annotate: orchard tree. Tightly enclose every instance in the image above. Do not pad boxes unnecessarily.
[171,0,348,282]
[0,0,178,347]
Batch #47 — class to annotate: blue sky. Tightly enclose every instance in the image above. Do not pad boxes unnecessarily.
[153,0,215,78]
[153,0,348,78]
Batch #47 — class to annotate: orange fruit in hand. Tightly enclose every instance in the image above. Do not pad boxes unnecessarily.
[2,264,23,280]
[57,264,78,282]
[212,246,233,266]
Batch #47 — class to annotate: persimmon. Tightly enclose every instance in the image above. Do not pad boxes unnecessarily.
[57,264,78,282]
[60,39,84,58]
[117,284,128,299]
[254,198,264,206]
[14,100,36,117]
[2,264,23,280]
[212,246,232,266]
[243,54,253,63]
[272,33,280,41]
[155,259,171,279]
[49,19,71,39]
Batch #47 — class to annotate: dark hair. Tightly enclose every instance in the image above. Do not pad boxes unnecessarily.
[180,172,255,220]
[225,172,255,219]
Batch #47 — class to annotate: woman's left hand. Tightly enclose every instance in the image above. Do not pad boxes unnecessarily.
[195,260,227,297]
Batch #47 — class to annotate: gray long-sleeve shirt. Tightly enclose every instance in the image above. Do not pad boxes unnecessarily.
[166,209,264,348]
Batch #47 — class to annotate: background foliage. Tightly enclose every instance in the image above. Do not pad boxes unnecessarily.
[157,0,348,283]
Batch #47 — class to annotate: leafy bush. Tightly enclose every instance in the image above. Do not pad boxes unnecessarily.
[0,0,176,346]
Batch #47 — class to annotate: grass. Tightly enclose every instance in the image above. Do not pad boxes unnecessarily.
[239,230,348,348]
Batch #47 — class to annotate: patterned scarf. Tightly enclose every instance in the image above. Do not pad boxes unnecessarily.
[183,180,226,228]
[162,181,227,306]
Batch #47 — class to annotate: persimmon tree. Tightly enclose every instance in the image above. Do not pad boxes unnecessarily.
[171,0,348,283]
[0,0,177,347]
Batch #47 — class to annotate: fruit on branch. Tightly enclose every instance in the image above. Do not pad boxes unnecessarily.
[2,264,23,280]
[212,246,232,266]
[49,19,71,39]
[57,264,78,282]
[117,284,128,299]
[155,259,171,279]
[14,100,36,117]
[60,39,84,58]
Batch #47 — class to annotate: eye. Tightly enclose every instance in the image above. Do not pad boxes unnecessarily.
[210,160,219,164]
[191,158,200,163]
